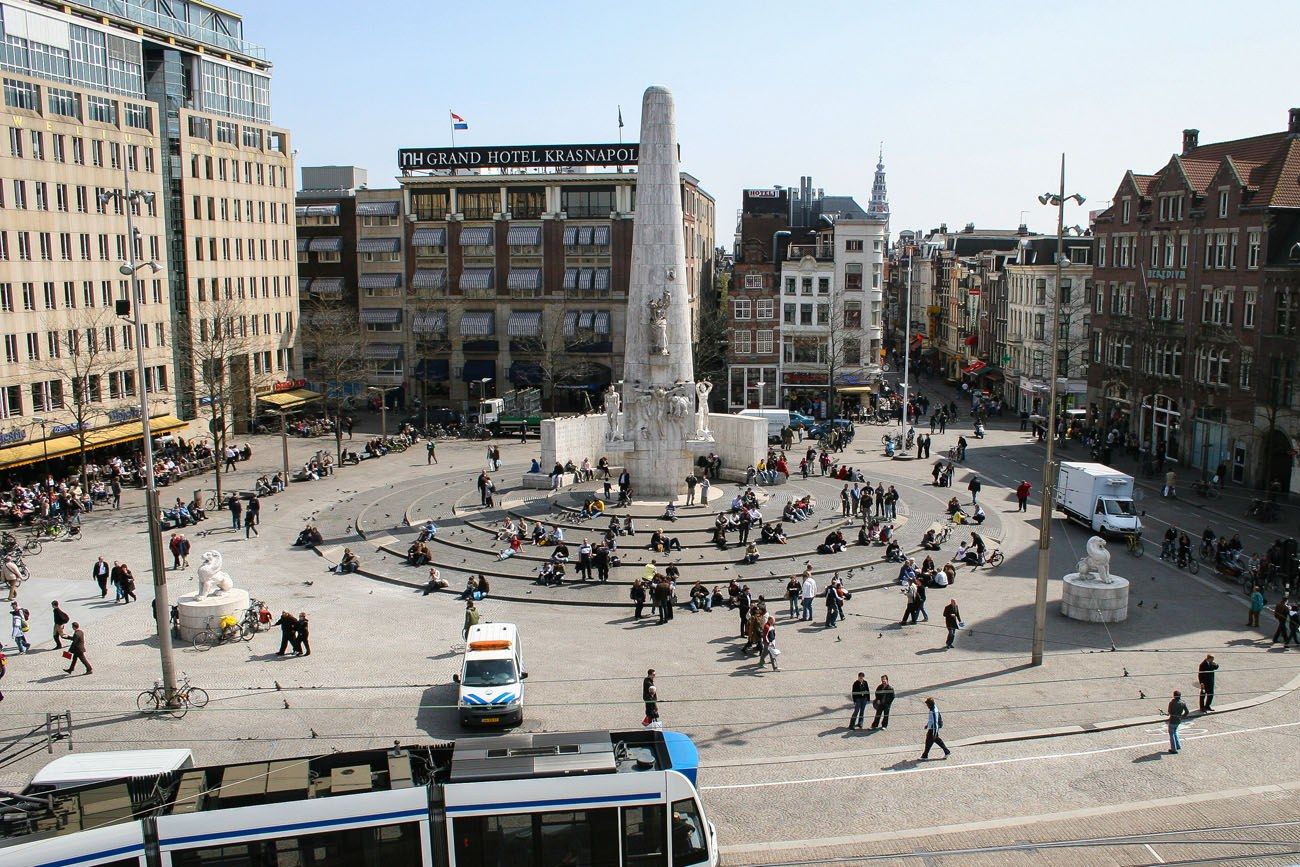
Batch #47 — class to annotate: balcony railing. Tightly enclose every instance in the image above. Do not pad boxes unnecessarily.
[787,244,834,261]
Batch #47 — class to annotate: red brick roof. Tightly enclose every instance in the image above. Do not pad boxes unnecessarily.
[1128,130,1300,208]
[1263,139,1300,207]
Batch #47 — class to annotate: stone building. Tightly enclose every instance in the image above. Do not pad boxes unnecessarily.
[0,0,294,475]
[1088,111,1300,491]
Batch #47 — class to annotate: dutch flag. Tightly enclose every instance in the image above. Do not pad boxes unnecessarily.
[450,111,468,130]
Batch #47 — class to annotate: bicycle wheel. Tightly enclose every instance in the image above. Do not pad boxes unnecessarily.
[239,620,256,641]
[988,551,1005,567]
[1187,558,1200,574]
[192,630,217,651]
[23,539,41,555]
[136,690,162,714]
[1128,538,1144,558]
[183,686,210,709]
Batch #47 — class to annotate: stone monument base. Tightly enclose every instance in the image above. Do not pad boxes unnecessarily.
[1060,573,1129,623]
[175,588,250,641]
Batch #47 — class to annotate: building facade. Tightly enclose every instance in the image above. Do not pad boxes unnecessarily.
[0,0,294,475]
[1088,113,1300,491]
[297,160,714,413]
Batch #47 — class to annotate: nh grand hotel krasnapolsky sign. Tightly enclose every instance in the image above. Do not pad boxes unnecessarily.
[399,143,639,171]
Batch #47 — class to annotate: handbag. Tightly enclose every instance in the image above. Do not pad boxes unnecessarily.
[62,650,73,660]
[872,697,882,710]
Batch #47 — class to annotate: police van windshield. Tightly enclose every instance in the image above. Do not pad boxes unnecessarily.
[463,659,518,687]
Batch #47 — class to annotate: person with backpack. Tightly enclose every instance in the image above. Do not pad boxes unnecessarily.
[9,603,30,654]
[920,696,950,759]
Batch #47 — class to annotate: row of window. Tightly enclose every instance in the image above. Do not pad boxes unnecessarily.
[188,151,289,188]
[408,188,630,222]
[732,329,775,355]
[1,176,160,218]
[1095,282,1265,329]
[6,125,156,172]
[190,194,291,226]
[0,280,165,317]
[1097,229,1262,271]
[196,312,294,342]
[2,323,166,365]
[0,370,162,419]
[1094,333,1249,390]
[781,335,863,366]
[192,235,292,265]
[0,228,160,264]
[1118,189,1240,225]
[3,76,150,128]
[194,275,294,303]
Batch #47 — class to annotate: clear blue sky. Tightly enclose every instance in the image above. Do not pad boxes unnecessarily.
[252,0,1297,242]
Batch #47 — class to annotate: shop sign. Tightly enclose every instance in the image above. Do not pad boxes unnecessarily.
[782,372,828,385]
[399,143,639,170]
[272,378,308,393]
[50,422,88,435]
[0,428,26,446]
[108,406,142,423]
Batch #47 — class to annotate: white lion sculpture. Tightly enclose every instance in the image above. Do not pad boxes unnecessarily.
[1075,536,1112,584]
[196,550,235,599]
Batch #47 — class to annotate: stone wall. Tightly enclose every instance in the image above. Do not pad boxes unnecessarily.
[541,415,609,471]
[706,413,768,475]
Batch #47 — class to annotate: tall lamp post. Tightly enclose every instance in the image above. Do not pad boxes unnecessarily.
[102,167,178,703]
[1030,154,1086,667]
[366,385,402,438]
[470,377,492,419]
[900,255,912,426]
[30,416,49,473]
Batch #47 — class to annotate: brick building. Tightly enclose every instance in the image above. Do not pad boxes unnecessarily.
[1088,111,1300,492]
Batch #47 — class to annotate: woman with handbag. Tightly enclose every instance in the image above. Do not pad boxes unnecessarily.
[758,615,780,671]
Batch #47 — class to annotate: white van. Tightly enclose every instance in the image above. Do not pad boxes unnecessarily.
[738,409,792,442]
[26,749,194,793]
[454,622,526,728]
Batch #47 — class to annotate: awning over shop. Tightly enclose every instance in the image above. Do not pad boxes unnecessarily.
[360,308,402,325]
[0,415,188,470]
[308,237,342,253]
[459,226,494,246]
[462,359,495,383]
[507,311,542,337]
[835,385,875,394]
[458,311,495,336]
[961,359,987,375]
[964,334,978,347]
[355,200,400,217]
[506,226,542,246]
[256,388,322,411]
[509,360,544,387]
[411,228,446,247]
[357,237,401,253]
[413,359,450,381]
[412,269,447,291]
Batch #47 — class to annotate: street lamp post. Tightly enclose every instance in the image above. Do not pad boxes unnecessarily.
[1030,154,1086,667]
[103,165,178,703]
[30,416,49,473]
[366,385,402,438]
[901,256,912,426]
[470,378,492,418]
[749,380,766,409]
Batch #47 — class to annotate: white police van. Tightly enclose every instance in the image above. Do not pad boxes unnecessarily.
[453,622,526,727]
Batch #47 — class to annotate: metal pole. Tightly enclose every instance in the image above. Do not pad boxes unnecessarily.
[901,257,912,426]
[280,408,290,481]
[122,164,178,702]
[1031,154,1068,667]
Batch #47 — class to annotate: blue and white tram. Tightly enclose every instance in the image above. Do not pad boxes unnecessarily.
[0,729,717,867]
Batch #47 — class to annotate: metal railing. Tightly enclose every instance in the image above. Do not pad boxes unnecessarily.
[71,0,268,60]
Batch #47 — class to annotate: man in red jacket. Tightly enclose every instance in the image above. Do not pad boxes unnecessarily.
[1015,480,1032,512]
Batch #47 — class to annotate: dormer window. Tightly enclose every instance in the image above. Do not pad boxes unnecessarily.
[1218,189,1229,218]
[1121,198,1132,224]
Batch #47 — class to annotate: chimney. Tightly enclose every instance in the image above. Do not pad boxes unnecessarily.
[1182,129,1199,155]
[1289,108,1300,134]
[938,223,947,234]
[963,222,975,233]
[1017,223,1029,236]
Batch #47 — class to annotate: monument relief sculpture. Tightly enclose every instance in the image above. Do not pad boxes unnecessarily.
[695,379,713,438]
[648,290,671,356]
[602,384,622,440]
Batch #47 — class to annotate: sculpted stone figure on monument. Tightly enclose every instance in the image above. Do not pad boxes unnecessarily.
[648,290,670,356]
[602,384,622,440]
[695,380,713,438]
[195,550,235,599]
[1075,536,1113,584]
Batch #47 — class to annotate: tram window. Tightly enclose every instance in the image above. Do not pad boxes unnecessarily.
[455,810,618,866]
[670,799,708,866]
[621,804,666,866]
[169,821,422,866]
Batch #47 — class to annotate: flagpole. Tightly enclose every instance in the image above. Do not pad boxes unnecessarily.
[617,104,623,173]
[449,108,456,148]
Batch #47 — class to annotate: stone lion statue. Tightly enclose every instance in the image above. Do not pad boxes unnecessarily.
[196,550,235,599]
[1075,535,1112,584]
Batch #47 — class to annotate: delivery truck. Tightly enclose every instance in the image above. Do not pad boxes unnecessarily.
[478,388,543,437]
[1054,461,1142,537]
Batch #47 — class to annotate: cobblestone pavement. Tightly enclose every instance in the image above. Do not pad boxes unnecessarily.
[1,407,1296,857]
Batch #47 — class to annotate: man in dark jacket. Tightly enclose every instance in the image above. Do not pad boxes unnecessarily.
[943,599,962,649]
[228,495,242,530]
[51,600,70,648]
[91,556,110,598]
[274,611,300,656]
[849,673,871,729]
[870,675,894,729]
[64,623,91,675]
[1197,654,1219,712]
[1167,690,1189,753]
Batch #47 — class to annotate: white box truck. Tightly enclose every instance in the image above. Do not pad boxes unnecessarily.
[1055,461,1142,537]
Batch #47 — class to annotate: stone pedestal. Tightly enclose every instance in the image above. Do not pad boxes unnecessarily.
[1061,574,1129,623]
[175,588,250,641]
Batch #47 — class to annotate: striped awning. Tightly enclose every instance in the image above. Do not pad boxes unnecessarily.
[308,237,342,252]
[411,228,446,247]
[302,204,339,217]
[357,237,401,253]
[459,226,494,246]
[460,268,494,291]
[578,311,594,330]
[577,268,594,290]
[576,226,594,246]
[592,225,610,246]
[563,226,578,245]
[507,268,541,291]
[296,238,309,252]
[298,277,312,293]
[312,277,344,298]
[411,311,447,334]
[356,200,400,217]
[563,311,578,337]
[507,311,542,337]
[412,269,447,291]
[459,311,495,336]
[359,272,402,290]
[594,311,610,335]
[507,225,542,246]
[594,268,611,290]
[360,308,402,325]
[563,268,579,290]
[364,343,403,360]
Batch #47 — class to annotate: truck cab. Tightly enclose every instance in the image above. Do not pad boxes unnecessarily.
[1055,461,1142,537]
[454,623,526,727]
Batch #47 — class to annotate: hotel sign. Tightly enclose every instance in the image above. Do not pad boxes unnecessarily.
[1146,268,1186,280]
[399,143,639,171]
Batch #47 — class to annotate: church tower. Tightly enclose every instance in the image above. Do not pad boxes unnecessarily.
[867,144,890,224]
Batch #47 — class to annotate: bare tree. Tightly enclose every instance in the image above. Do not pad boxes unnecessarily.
[32,308,138,490]
[298,299,366,461]
[508,309,604,412]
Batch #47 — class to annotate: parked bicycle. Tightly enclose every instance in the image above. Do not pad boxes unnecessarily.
[136,673,209,719]
[192,613,254,651]
[1121,531,1144,558]
[242,598,271,634]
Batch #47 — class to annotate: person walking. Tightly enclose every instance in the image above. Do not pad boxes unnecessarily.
[1166,689,1189,753]
[967,475,982,504]
[110,477,122,510]
[1015,480,1031,512]
[50,600,69,649]
[462,600,480,640]
[871,675,894,729]
[248,495,261,526]
[109,561,125,603]
[630,578,647,619]
[295,613,311,656]
[426,440,438,464]
[169,534,184,570]
[92,556,110,598]
[118,564,137,603]
[757,615,780,670]
[1248,586,1265,628]
[64,622,91,675]
[1197,654,1218,712]
[274,611,300,655]
[824,582,840,629]
[899,579,918,625]
[1272,599,1292,645]
[9,603,30,654]
[643,669,658,722]
[228,495,243,530]
[654,578,673,625]
[943,598,962,649]
[848,672,871,729]
[920,697,950,759]
[244,508,259,539]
